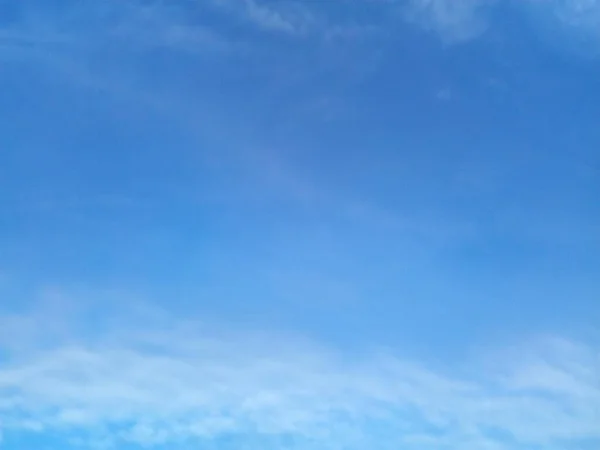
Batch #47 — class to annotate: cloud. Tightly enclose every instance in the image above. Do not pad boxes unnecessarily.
[405,0,496,43]
[520,0,600,55]
[0,299,598,449]
[404,0,600,52]
[0,0,229,57]
[210,0,317,36]
[6,0,600,59]
[242,0,313,34]
[534,0,600,28]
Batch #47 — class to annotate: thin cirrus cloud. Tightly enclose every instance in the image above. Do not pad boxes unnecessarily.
[410,0,600,53]
[213,0,317,35]
[0,1,228,54]
[1,2,599,450]
[519,0,600,56]
[0,300,598,450]
[404,0,497,43]
[4,0,600,59]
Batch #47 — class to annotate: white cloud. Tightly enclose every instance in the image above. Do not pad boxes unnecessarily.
[521,0,600,55]
[243,0,309,34]
[0,0,229,57]
[405,0,496,43]
[0,300,598,449]
[7,0,600,58]
[210,0,317,36]
[548,0,600,26]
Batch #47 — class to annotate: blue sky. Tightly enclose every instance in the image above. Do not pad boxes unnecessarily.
[0,0,599,449]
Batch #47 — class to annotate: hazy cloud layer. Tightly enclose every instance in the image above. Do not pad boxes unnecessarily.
[0,301,598,449]
[4,0,600,53]
[1,1,599,450]
[405,0,497,43]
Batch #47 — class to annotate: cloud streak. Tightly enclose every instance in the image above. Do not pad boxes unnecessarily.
[238,0,316,35]
[519,0,600,55]
[0,0,229,57]
[5,0,600,64]
[0,300,598,449]
[404,0,496,43]
[402,0,600,55]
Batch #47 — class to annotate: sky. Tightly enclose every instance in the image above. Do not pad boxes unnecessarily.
[0,0,599,449]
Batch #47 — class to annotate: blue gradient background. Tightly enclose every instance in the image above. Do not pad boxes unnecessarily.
[0,1,599,449]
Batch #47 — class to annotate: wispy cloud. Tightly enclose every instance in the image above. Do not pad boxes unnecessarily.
[520,0,600,55]
[6,0,600,57]
[0,0,229,57]
[0,298,598,449]
[242,0,315,35]
[405,0,496,43]
[209,0,317,36]
[406,0,600,51]
[531,0,600,29]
